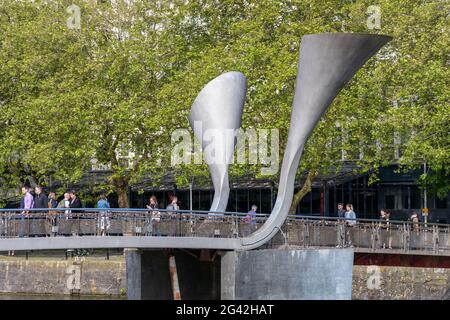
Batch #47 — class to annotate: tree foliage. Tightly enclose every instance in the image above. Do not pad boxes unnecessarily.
[0,0,448,208]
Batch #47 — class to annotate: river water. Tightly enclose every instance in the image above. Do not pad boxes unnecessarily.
[0,293,127,300]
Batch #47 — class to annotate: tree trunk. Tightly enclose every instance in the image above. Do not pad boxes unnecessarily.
[289,170,318,214]
[113,177,130,208]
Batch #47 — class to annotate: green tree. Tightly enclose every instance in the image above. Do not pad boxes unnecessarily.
[0,0,448,212]
[162,0,449,212]
[0,0,196,207]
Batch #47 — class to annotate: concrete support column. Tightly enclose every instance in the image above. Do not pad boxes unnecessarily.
[125,249,220,300]
[221,248,354,300]
[124,248,142,300]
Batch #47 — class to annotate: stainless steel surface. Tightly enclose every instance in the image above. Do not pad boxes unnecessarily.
[189,71,247,212]
[241,33,392,249]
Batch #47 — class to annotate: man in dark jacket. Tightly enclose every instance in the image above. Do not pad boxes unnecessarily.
[336,203,346,247]
[337,203,346,219]
[69,190,82,209]
[68,190,83,239]
[34,186,48,209]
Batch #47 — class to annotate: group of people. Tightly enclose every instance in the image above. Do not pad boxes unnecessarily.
[141,195,258,236]
[20,185,115,213]
[142,195,181,236]
[337,202,422,227]
[336,203,357,225]
[18,186,111,237]
[335,203,356,247]
[20,186,83,212]
[335,202,424,249]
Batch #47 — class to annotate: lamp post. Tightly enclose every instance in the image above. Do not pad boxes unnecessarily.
[423,162,428,228]
[189,177,193,212]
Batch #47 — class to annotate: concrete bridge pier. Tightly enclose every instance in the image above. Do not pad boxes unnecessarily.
[126,247,354,300]
[221,248,354,300]
[125,248,221,300]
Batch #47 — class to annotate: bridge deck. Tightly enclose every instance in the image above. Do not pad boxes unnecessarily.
[0,209,449,255]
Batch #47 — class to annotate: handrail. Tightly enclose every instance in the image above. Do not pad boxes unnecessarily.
[0,208,449,228]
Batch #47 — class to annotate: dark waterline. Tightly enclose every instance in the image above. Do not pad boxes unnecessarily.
[0,293,127,300]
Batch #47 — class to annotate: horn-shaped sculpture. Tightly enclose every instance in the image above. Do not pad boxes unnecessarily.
[185,33,390,250]
[189,71,247,212]
[241,33,392,249]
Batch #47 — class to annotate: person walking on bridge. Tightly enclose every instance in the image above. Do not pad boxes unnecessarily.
[47,192,59,236]
[69,190,82,210]
[146,196,161,236]
[19,186,34,237]
[33,186,48,237]
[410,211,420,233]
[167,195,180,236]
[69,190,82,237]
[20,186,34,211]
[58,192,72,219]
[34,186,48,210]
[48,192,58,209]
[344,204,356,247]
[11,186,34,255]
[243,205,258,236]
[337,203,346,220]
[336,203,346,247]
[97,193,111,236]
[380,209,392,249]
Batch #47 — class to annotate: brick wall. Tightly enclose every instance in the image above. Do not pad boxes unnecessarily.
[0,257,126,296]
[353,265,450,300]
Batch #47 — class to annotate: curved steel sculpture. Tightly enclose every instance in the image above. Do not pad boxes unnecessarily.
[189,71,247,212]
[241,33,392,249]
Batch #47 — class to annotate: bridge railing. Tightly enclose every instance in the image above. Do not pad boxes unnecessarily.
[268,214,450,255]
[0,208,267,239]
[0,209,449,255]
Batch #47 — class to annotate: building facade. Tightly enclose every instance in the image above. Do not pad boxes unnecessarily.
[129,165,449,223]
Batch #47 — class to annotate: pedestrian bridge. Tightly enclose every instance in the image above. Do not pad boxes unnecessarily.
[1,208,449,256]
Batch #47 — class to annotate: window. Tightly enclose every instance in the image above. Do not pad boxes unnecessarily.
[299,191,311,215]
[403,194,409,209]
[358,194,365,218]
[328,187,335,216]
[260,189,272,214]
[410,187,421,209]
[311,188,321,214]
[176,191,189,211]
[401,186,421,209]
[199,190,211,211]
[436,197,448,209]
[227,189,237,212]
[192,190,200,210]
[385,195,395,209]
[236,189,248,213]
[248,189,261,212]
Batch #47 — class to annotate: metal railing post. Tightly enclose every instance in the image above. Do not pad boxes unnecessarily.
[371,222,377,251]
[403,223,410,252]
[304,221,309,248]
[78,212,81,236]
[433,225,439,254]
